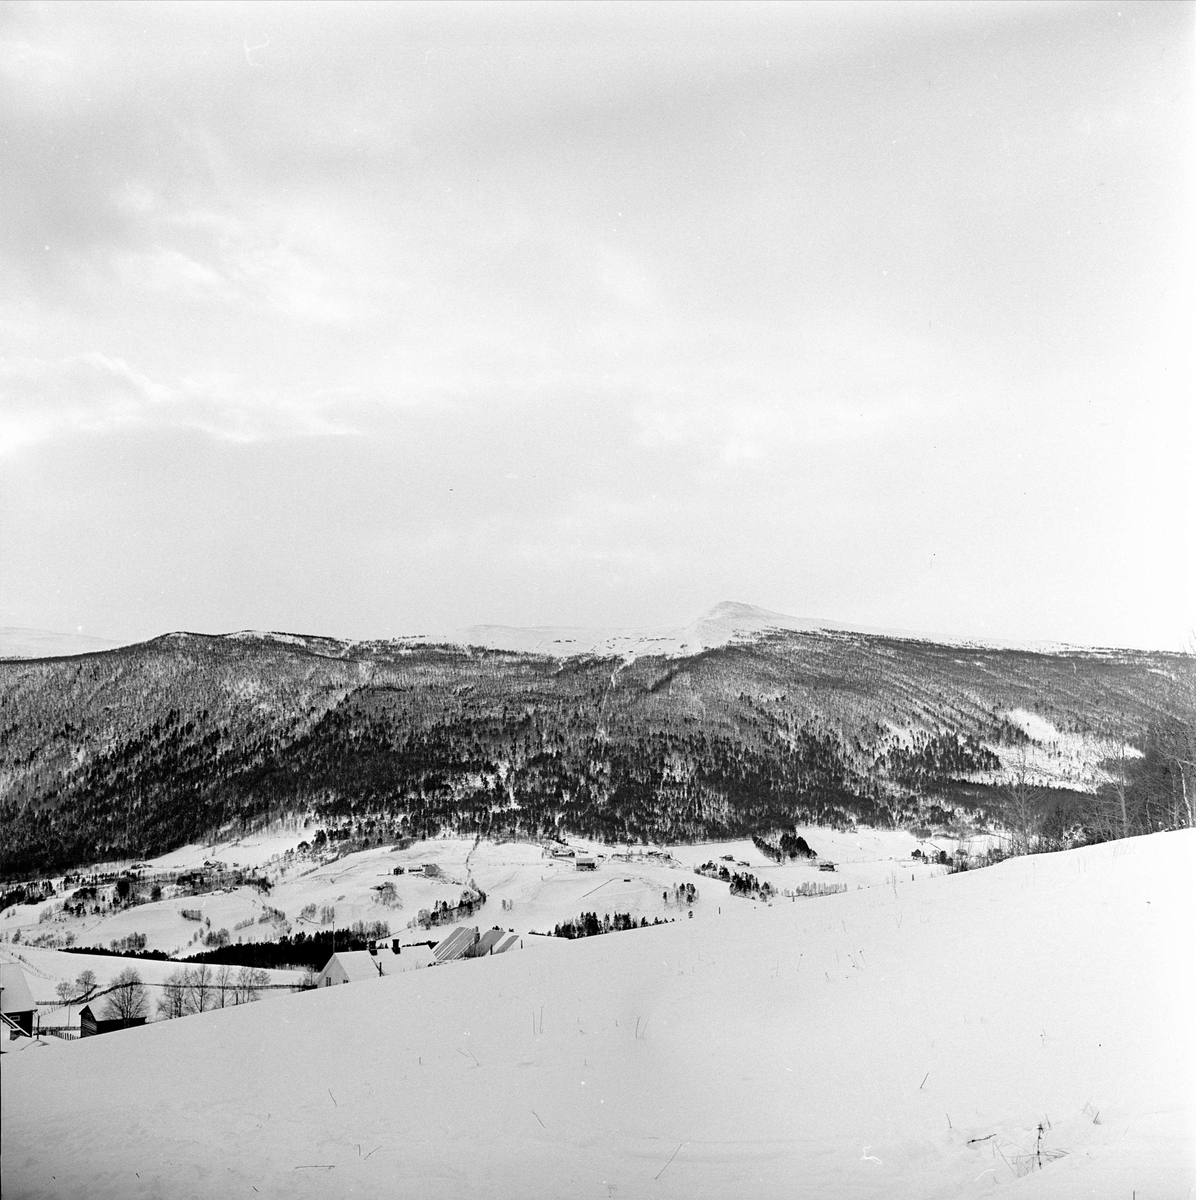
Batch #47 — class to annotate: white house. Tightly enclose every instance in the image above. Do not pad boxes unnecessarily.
[316,945,434,987]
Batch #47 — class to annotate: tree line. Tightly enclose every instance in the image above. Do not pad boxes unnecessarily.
[551,912,676,939]
[48,963,276,1031]
[179,923,393,971]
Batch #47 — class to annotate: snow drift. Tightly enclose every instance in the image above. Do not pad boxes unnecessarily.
[3,831,1193,1199]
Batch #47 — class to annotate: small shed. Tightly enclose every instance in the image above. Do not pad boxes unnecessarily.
[1,964,36,1037]
[79,1004,147,1037]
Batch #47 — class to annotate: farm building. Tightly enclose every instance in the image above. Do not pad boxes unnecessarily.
[432,926,478,963]
[316,945,434,987]
[1,964,36,1037]
[79,1004,147,1037]
[473,928,519,956]
[575,855,597,871]
[429,926,518,963]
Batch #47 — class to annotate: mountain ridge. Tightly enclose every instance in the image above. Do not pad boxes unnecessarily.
[0,601,1147,664]
[2,620,1191,876]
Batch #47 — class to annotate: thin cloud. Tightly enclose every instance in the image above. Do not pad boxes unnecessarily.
[0,354,358,453]
[0,3,1188,648]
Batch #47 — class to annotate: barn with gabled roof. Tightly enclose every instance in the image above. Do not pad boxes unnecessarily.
[1,964,36,1037]
[432,926,479,963]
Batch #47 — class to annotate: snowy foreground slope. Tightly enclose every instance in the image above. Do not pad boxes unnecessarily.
[4,833,1193,1200]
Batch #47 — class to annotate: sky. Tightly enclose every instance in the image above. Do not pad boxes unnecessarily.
[0,1,1192,650]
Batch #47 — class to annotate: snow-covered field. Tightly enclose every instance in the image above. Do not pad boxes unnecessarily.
[4,829,1192,1199]
[2,827,954,958]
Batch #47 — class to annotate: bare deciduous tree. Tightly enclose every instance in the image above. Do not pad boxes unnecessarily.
[55,979,76,1023]
[158,969,189,1019]
[999,748,1043,856]
[234,966,268,1004]
[186,963,215,1014]
[215,964,235,1008]
[1107,738,1133,839]
[55,968,100,1027]
[1083,734,1137,842]
[102,968,148,1026]
[1165,646,1196,827]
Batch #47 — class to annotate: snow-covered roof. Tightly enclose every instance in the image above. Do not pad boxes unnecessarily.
[1,964,36,1014]
[432,927,478,962]
[322,947,435,982]
[390,945,435,972]
[475,929,505,956]
[324,951,387,983]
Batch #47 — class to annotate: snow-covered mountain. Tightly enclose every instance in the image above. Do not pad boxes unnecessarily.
[0,604,1093,665]
[5,612,1189,878]
[451,600,879,659]
[0,604,844,663]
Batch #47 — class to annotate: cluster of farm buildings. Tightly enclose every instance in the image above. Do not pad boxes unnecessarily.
[1,923,522,1043]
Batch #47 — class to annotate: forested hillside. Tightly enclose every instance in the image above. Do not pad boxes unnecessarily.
[1,630,1192,875]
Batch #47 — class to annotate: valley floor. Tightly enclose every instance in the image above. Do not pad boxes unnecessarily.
[3,830,1193,1199]
[0,824,957,963]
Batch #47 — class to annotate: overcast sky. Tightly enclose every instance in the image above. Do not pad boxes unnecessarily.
[1,1,1192,649]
